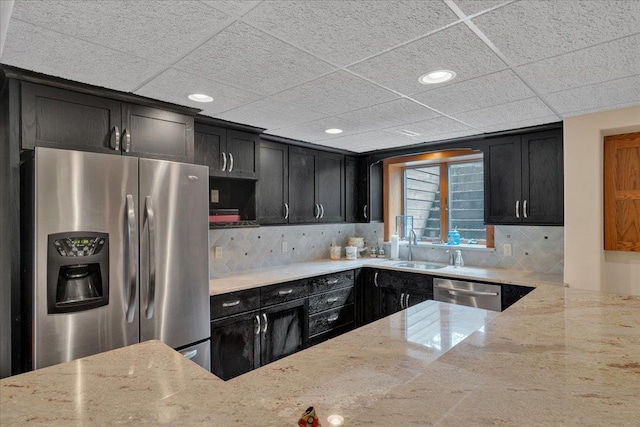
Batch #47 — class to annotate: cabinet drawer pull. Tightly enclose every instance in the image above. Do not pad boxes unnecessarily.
[326,297,339,303]
[327,315,339,323]
[222,300,240,308]
[327,279,339,285]
[278,289,293,296]
[373,272,379,287]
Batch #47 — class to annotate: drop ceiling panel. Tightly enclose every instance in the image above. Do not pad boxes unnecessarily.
[271,70,399,115]
[516,34,640,95]
[546,74,640,117]
[472,0,640,65]
[348,23,507,95]
[451,98,558,130]
[135,68,262,115]
[479,115,561,134]
[200,1,261,17]
[413,70,534,115]
[335,99,441,132]
[318,130,414,152]
[174,21,336,95]
[242,0,458,67]
[2,19,164,92]
[266,117,362,142]
[452,0,512,17]
[216,98,327,130]
[384,116,477,139]
[10,0,232,64]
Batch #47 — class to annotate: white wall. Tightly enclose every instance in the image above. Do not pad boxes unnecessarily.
[564,106,640,295]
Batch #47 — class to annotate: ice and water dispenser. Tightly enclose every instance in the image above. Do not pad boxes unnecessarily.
[46,232,110,313]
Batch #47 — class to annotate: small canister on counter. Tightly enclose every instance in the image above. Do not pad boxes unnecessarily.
[345,246,358,260]
[330,245,341,260]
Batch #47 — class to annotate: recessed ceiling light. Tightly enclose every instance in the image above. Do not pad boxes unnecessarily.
[325,128,343,134]
[187,93,214,103]
[418,70,456,85]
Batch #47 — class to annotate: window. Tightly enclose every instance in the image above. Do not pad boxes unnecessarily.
[383,149,492,247]
[404,160,486,244]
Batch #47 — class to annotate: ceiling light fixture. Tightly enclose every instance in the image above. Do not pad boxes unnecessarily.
[419,70,456,85]
[325,128,343,134]
[187,93,214,103]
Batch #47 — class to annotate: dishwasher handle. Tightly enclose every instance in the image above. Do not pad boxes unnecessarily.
[434,284,499,297]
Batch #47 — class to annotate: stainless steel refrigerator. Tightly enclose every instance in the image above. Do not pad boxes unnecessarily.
[23,147,210,370]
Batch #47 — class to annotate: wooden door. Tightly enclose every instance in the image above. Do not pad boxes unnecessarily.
[483,136,522,224]
[521,129,563,225]
[226,130,258,179]
[194,124,226,176]
[288,147,317,223]
[317,151,344,222]
[604,132,640,251]
[260,299,307,366]
[21,82,122,154]
[122,104,194,162]
[259,141,289,224]
[210,310,260,380]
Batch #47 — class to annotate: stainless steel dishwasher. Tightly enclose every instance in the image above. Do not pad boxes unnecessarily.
[434,278,502,312]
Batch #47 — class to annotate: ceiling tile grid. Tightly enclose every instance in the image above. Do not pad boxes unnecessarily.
[450,97,559,131]
[174,21,337,95]
[216,97,327,130]
[241,0,459,67]
[334,99,442,132]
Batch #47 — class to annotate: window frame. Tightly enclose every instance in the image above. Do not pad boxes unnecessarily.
[383,149,494,248]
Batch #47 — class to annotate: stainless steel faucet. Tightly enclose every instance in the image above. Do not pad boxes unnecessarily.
[408,229,417,261]
[446,250,455,265]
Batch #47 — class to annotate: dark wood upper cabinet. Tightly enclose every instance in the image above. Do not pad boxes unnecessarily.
[358,159,383,222]
[259,140,289,224]
[484,129,563,225]
[122,104,194,163]
[195,123,258,179]
[287,146,344,223]
[345,156,359,223]
[21,82,195,162]
[21,82,121,154]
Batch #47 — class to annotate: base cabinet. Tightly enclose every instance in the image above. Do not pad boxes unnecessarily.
[261,299,307,366]
[210,310,260,381]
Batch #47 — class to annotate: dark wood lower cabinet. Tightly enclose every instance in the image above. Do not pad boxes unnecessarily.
[261,299,307,366]
[210,310,260,381]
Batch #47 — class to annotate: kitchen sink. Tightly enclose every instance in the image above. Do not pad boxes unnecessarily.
[393,261,447,270]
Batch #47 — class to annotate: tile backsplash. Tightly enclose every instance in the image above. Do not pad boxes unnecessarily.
[209,224,563,278]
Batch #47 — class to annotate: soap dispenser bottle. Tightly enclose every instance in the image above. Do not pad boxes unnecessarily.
[454,250,464,268]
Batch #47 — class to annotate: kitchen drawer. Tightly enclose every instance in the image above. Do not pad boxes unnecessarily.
[309,286,354,315]
[308,271,354,295]
[210,288,260,320]
[308,304,354,337]
[261,279,308,307]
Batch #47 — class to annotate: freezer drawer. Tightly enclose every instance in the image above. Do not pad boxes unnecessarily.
[177,340,211,372]
[434,278,502,312]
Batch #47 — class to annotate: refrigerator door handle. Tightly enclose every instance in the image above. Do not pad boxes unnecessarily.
[125,194,138,323]
[144,196,157,319]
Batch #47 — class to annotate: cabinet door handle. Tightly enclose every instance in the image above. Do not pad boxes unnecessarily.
[314,204,320,219]
[327,315,339,323]
[221,152,227,171]
[523,200,528,218]
[278,289,293,296]
[228,153,234,172]
[111,126,120,151]
[122,129,131,153]
[327,279,339,285]
[284,203,289,219]
[405,293,410,308]
[364,204,368,219]
[262,313,268,334]
[255,315,261,335]
[327,297,339,303]
[222,300,240,308]
[515,200,520,219]
[320,204,324,218]
[400,292,405,309]
[373,272,379,287]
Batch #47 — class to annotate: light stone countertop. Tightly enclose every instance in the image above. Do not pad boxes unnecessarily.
[209,258,565,296]
[2,285,639,425]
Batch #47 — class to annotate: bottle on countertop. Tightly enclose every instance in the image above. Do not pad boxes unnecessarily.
[390,234,399,260]
[454,249,464,268]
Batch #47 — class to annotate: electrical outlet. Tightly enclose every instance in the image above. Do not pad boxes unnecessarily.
[503,243,512,257]
[210,189,219,203]
[214,246,223,259]
[282,241,288,252]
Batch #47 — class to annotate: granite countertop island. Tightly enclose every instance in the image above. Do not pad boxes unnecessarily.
[2,284,639,426]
